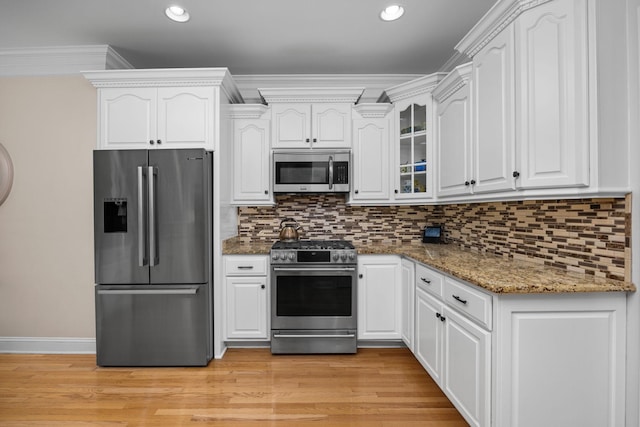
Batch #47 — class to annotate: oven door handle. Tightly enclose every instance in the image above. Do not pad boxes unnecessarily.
[273,333,356,339]
[272,267,356,272]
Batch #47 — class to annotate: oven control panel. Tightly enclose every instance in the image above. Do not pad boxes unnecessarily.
[270,249,357,265]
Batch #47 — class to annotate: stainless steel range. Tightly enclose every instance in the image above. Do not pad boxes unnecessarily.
[270,240,357,354]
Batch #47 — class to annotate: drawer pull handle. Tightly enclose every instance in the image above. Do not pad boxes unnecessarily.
[237,266,254,270]
[420,277,431,284]
[452,294,468,305]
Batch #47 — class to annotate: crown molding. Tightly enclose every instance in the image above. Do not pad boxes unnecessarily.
[385,73,447,102]
[235,74,422,103]
[83,68,244,103]
[455,0,553,58]
[258,87,365,104]
[432,62,473,102]
[0,45,133,77]
[353,103,394,118]
[227,104,270,119]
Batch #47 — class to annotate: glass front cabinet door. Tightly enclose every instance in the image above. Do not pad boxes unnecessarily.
[395,96,433,199]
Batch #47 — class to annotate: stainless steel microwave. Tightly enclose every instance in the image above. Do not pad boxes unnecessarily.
[273,151,350,193]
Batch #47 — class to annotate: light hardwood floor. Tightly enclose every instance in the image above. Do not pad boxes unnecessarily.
[0,348,468,426]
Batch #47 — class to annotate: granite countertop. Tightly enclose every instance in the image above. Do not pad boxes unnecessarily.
[222,237,636,294]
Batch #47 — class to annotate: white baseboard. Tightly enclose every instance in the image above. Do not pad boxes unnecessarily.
[0,337,96,354]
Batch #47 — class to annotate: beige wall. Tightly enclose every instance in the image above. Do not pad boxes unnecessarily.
[0,76,96,337]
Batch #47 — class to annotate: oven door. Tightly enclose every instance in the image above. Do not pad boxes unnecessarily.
[271,265,357,330]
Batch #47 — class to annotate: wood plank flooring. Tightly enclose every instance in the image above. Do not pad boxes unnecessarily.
[0,348,468,426]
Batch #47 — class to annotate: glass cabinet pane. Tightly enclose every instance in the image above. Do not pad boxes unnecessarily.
[397,102,428,195]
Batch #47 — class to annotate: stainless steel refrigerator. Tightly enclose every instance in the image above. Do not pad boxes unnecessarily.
[93,149,213,366]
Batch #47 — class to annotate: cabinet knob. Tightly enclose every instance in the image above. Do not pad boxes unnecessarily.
[464,181,470,186]
[305,138,310,143]
[440,315,446,322]
[149,140,154,145]
[470,179,476,185]
[358,274,363,279]
[157,139,162,145]
[513,171,520,178]
[261,284,265,289]
[313,138,317,143]
[264,190,269,195]
[354,190,359,194]
[394,189,399,194]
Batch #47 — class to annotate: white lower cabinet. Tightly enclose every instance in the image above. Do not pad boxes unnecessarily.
[357,255,401,340]
[411,259,627,427]
[223,255,269,340]
[400,258,415,351]
[414,264,491,427]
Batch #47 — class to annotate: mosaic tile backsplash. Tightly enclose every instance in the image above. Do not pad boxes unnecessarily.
[236,195,630,281]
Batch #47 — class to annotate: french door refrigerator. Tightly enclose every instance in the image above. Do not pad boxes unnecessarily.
[93,149,213,366]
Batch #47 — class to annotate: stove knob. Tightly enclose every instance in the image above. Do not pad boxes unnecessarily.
[288,252,295,261]
[271,253,279,261]
[340,253,347,261]
[332,253,340,261]
[349,252,356,260]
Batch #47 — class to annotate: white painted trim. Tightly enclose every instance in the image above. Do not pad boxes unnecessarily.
[0,45,133,77]
[234,74,423,104]
[385,73,447,102]
[0,337,96,354]
[258,87,365,104]
[432,62,473,102]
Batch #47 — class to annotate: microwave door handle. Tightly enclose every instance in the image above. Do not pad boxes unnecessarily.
[329,155,334,189]
[137,166,147,267]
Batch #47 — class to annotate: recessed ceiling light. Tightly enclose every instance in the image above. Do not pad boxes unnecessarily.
[380,4,405,21]
[165,5,190,23]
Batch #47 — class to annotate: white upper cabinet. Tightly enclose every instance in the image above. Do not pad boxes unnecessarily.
[84,68,243,151]
[259,87,364,150]
[434,64,473,198]
[472,25,516,194]
[386,74,444,202]
[229,105,272,205]
[515,0,589,189]
[351,104,393,203]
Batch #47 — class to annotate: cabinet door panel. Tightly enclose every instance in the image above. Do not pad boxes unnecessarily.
[100,88,156,149]
[313,104,351,148]
[437,88,471,197]
[400,258,415,352]
[358,256,401,340]
[225,277,268,340]
[352,119,390,200]
[516,0,589,188]
[473,25,515,194]
[272,104,311,148]
[443,307,490,427]
[233,119,271,202]
[157,87,214,148]
[415,288,443,384]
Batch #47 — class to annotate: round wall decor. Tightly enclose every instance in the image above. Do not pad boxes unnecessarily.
[0,142,14,205]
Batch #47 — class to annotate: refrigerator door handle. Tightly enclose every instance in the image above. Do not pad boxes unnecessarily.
[97,288,199,296]
[148,166,158,266]
[137,166,147,267]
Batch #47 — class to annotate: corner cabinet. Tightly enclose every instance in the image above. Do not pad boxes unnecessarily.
[258,87,364,150]
[83,69,243,151]
[357,255,402,341]
[229,105,273,205]
[386,74,444,201]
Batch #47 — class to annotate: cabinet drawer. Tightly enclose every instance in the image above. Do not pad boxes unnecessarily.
[444,277,492,330]
[415,263,444,298]
[224,256,268,276]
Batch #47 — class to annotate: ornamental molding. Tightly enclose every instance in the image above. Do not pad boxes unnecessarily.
[258,87,365,104]
[227,104,270,119]
[353,103,394,118]
[83,68,244,103]
[455,0,553,58]
[0,45,132,77]
[385,73,447,102]
[432,63,473,102]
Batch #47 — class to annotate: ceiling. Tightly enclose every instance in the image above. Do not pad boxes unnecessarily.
[0,0,496,75]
